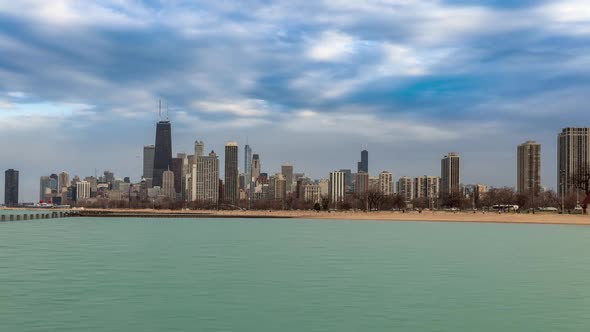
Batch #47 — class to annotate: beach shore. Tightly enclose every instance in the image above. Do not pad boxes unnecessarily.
[71,208,590,226]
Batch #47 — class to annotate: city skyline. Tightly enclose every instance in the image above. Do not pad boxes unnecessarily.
[1,1,590,201]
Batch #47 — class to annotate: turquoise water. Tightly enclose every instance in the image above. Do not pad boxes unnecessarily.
[1,217,590,331]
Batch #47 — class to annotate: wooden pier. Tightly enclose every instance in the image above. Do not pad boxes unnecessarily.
[0,211,78,222]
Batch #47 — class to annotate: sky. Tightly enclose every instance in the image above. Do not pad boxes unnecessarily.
[1,0,589,202]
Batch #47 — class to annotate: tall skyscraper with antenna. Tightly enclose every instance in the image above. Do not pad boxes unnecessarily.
[152,101,172,188]
[358,149,368,173]
[244,144,252,179]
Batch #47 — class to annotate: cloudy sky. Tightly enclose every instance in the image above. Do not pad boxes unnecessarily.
[1,0,589,202]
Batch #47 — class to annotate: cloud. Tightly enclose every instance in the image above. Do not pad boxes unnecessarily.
[306,30,357,61]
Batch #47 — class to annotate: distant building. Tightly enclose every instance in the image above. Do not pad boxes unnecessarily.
[4,169,19,206]
[251,154,261,182]
[270,173,287,200]
[40,176,52,202]
[414,176,441,199]
[396,177,414,203]
[76,181,90,201]
[517,141,541,195]
[194,140,204,158]
[244,144,252,180]
[194,151,219,203]
[441,152,460,195]
[355,171,369,195]
[162,170,175,199]
[329,171,346,207]
[303,184,322,203]
[171,157,183,196]
[153,120,172,188]
[58,171,70,193]
[103,171,115,187]
[378,171,394,196]
[143,145,155,182]
[339,169,353,192]
[281,164,294,193]
[357,149,368,173]
[558,128,590,196]
[224,142,239,203]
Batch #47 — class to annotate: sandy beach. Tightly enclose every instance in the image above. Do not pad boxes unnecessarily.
[63,208,590,226]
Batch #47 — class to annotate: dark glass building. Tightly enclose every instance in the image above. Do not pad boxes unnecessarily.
[152,121,172,188]
[224,142,239,203]
[5,169,19,206]
[357,149,368,174]
[171,157,183,195]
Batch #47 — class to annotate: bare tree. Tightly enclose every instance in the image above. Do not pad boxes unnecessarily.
[571,164,590,214]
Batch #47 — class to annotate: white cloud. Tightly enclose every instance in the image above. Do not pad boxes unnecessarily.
[306,30,357,61]
[193,99,275,117]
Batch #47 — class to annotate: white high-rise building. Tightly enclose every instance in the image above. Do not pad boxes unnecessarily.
[378,171,394,196]
[329,171,345,207]
[194,140,205,158]
[76,181,90,201]
[396,177,414,202]
[194,151,220,203]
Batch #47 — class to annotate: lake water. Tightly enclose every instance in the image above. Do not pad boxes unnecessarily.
[1,217,589,331]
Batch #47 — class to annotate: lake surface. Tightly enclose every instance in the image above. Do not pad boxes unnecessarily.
[1,217,589,331]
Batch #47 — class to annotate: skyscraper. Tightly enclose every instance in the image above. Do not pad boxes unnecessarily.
[171,157,183,196]
[441,152,460,195]
[244,144,252,179]
[339,169,352,192]
[357,149,369,173]
[4,169,19,206]
[329,171,345,207]
[40,176,52,202]
[76,181,90,201]
[224,142,239,203]
[194,151,220,203]
[558,128,590,196]
[517,141,541,195]
[355,171,369,195]
[396,177,414,202]
[195,140,204,158]
[143,145,155,181]
[281,163,294,193]
[58,171,70,193]
[251,154,261,181]
[162,170,175,199]
[378,171,394,196]
[153,120,172,188]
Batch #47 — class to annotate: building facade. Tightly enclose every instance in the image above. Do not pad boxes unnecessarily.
[396,177,414,203]
[152,120,172,188]
[224,142,239,203]
[558,128,590,196]
[162,170,175,199]
[329,171,345,207]
[194,151,220,203]
[357,150,368,173]
[414,176,441,199]
[355,171,369,195]
[441,152,460,195]
[4,169,19,206]
[76,181,91,201]
[281,164,294,193]
[143,145,155,181]
[517,141,541,195]
[378,171,394,196]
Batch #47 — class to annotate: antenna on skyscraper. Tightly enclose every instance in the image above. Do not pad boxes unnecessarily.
[158,99,162,120]
[166,100,169,121]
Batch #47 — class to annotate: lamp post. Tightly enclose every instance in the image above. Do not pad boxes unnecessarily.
[560,170,566,214]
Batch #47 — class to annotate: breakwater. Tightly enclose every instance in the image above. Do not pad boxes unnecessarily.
[0,210,77,222]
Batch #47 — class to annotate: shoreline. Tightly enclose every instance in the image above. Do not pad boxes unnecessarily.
[4,208,588,226]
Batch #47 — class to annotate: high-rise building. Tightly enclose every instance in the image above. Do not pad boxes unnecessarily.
[355,171,369,195]
[357,149,369,173]
[414,176,441,199]
[195,140,204,158]
[251,154,261,181]
[194,151,220,203]
[162,170,175,199]
[143,145,155,181]
[58,171,70,193]
[4,169,19,206]
[171,157,183,196]
[339,169,352,192]
[378,171,394,196]
[270,173,287,200]
[396,177,414,202]
[441,152,460,195]
[281,164,294,193]
[76,181,90,201]
[153,120,172,188]
[329,171,345,206]
[40,176,52,202]
[244,144,252,179]
[558,128,590,196]
[303,184,322,203]
[104,171,115,186]
[224,142,239,203]
[517,141,541,195]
